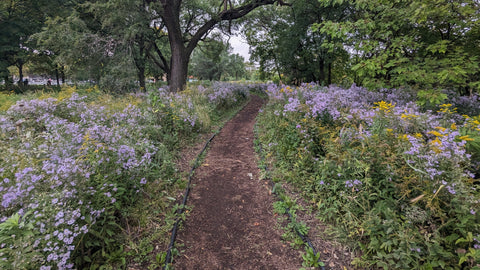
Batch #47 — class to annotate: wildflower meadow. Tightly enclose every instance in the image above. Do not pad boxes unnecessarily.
[1,81,479,269]
[257,83,480,269]
[0,83,252,269]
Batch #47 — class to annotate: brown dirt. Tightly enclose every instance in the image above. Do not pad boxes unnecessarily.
[173,95,303,269]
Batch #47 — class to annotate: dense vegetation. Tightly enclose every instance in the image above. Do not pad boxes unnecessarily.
[0,83,254,269]
[246,0,480,94]
[256,84,480,269]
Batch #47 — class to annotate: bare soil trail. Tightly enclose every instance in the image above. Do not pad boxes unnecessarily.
[173,95,302,269]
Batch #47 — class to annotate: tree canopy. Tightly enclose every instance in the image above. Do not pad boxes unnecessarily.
[314,0,480,93]
[2,0,289,91]
[1,0,479,94]
[189,38,246,81]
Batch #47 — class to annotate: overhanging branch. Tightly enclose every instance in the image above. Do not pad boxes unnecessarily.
[186,0,290,55]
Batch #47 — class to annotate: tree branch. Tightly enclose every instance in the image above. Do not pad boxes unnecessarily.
[186,0,289,56]
[152,42,170,71]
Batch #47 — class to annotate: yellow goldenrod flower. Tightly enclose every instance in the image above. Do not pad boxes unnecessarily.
[459,135,474,141]
[428,130,443,137]
[373,101,395,113]
[438,104,457,114]
[450,123,457,130]
[431,138,442,146]
[401,112,418,119]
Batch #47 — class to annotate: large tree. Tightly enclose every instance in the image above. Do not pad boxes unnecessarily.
[32,0,289,92]
[155,0,290,91]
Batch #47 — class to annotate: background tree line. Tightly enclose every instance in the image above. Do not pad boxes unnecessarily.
[1,0,479,94]
[1,0,286,92]
[245,0,480,95]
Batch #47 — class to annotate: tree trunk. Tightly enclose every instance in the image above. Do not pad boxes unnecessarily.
[328,62,332,85]
[168,39,189,92]
[17,62,23,85]
[134,52,146,90]
[4,75,11,86]
[163,2,189,92]
[61,66,65,84]
[138,65,146,90]
[55,68,60,86]
[319,59,325,85]
[133,33,147,91]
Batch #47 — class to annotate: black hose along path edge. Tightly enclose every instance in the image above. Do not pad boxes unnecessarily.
[162,132,216,269]
[254,121,326,268]
[162,97,251,269]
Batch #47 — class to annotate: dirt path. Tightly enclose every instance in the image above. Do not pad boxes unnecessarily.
[173,95,302,269]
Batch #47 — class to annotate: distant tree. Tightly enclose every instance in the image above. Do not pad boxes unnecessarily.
[244,0,349,85]
[190,38,228,81]
[189,38,246,81]
[0,0,49,85]
[223,52,246,80]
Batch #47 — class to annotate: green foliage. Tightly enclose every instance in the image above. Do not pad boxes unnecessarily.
[0,212,42,269]
[0,0,49,80]
[302,247,324,268]
[416,89,448,109]
[315,0,480,93]
[245,0,350,85]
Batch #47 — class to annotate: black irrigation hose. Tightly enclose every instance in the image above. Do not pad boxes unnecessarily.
[162,132,217,269]
[162,95,324,269]
[254,123,326,270]
[162,96,252,268]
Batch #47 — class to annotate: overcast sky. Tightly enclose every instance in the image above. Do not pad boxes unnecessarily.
[228,34,251,61]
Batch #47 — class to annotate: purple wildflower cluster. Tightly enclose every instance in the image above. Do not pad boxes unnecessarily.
[404,128,470,193]
[267,83,417,122]
[260,83,480,267]
[151,82,255,129]
[445,90,480,116]
[265,83,479,196]
[151,87,200,127]
[0,93,158,268]
[199,82,252,108]
[345,179,363,191]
